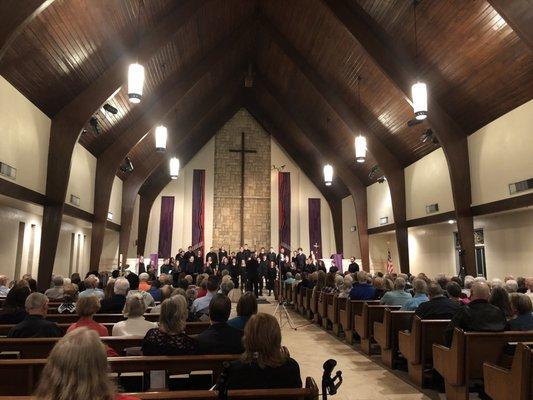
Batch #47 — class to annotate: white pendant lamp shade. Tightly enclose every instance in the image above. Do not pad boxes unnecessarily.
[128,63,145,103]
[411,81,427,120]
[323,164,333,186]
[155,125,167,152]
[355,135,367,163]
[169,157,180,179]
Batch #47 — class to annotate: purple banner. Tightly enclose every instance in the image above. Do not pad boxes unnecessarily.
[158,196,174,258]
[192,169,205,254]
[333,254,343,273]
[278,172,291,252]
[308,198,322,259]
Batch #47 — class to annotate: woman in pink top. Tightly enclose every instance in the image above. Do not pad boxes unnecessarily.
[67,295,108,337]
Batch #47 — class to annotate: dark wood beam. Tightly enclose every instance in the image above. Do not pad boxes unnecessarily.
[405,211,456,229]
[260,14,409,271]
[368,224,396,235]
[90,21,252,269]
[323,0,476,276]
[471,192,533,216]
[0,0,54,62]
[255,77,370,270]
[35,0,207,289]
[487,0,533,51]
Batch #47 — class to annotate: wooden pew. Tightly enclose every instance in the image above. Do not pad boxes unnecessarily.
[354,304,402,355]
[337,299,379,343]
[398,317,450,387]
[325,293,338,335]
[43,313,160,324]
[317,292,328,329]
[0,321,209,337]
[274,280,280,301]
[0,376,319,399]
[483,342,532,400]
[302,287,312,319]
[373,309,414,368]
[0,354,241,395]
[296,286,304,314]
[309,289,319,323]
[291,283,298,309]
[433,330,533,400]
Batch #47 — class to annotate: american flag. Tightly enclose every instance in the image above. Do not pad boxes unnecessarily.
[386,250,394,274]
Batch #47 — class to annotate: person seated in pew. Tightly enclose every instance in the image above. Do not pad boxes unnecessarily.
[44,275,65,300]
[141,295,197,356]
[446,281,470,305]
[100,277,130,313]
[138,272,151,292]
[147,279,162,302]
[190,275,219,319]
[112,295,157,336]
[507,293,533,331]
[228,292,258,331]
[7,292,62,338]
[401,279,428,311]
[372,276,387,300]
[222,313,302,390]
[57,283,78,313]
[349,271,376,300]
[338,275,353,298]
[67,295,108,337]
[197,294,244,354]
[414,283,461,320]
[489,286,513,319]
[149,284,173,313]
[34,328,139,400]
[79,275,105,300]
[0,281,30,324]
[284,272,296,285]
[0,274,10,297]
[126,273,155,308]
[380,277,412,307]
[444,281,507,346]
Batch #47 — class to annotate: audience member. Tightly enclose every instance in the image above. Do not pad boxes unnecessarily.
[190,275,219,318]
[197,294,244,354]
[148,279,162,302]
[527,277,533,301]
[489,286,513,319]
[138,273,151,291]
[0,275,10,296]
[380,277,412,307]
[349,271,375,300]
[57,283,78,313]
[150,284,173,313]
[0,281,30,324]
[504,279,518,293]
[338,275,353,298]
[463,275,474,297]
[142,295,197,356]
[67,295,108,336]
[415,283,462,320]
[228,292,258,330]
[126,273,155,307]
[8,292,62,338]
[100,277,129,313]
[79,275,104,300]
[446,281,469,305]
[284,272,295,285]
[508,293,533,331]
[44,275,65,300]
[401,279,428,311]
[27,278,38,293]
[444,282,507,346]
[112,295,156,336]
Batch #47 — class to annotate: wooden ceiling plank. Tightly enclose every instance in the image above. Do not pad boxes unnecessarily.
[323,0,476,275]
[260,14,409,271]
[36,0,207,290]
[487,0,533,51]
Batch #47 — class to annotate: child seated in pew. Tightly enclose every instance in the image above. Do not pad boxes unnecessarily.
[34,328,139,400]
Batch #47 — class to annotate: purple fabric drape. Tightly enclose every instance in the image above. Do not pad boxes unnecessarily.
[278,172,291,252]
[333,253,344,273]
[192,169,205,254]
[158,196,174,258]
[308,198,322,259]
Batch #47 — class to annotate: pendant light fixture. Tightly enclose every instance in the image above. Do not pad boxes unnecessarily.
[169,157,180,179]
[155,125,167,152]
[355,76,367,163]
[128,1,145,104]
[411,0,427,120]
[323,164,333,186]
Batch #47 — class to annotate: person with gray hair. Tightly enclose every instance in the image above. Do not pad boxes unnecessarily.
[7,292,62,337]
[99,277,129,313]
[112,295,156,336]
[0,275,10,296]
[45,275,65,300]
[504,279,518,293]
[349,271,376,300]
[401,279,428,311]
[79,275,104,300]
[380,277,412,306]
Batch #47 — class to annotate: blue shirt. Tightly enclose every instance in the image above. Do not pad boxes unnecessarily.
[380,290,413,307]
[191,291,215,315]
[227,315,250,331]
[508,312,533,331]
[349,283,376,300]
[401,293,429,311]
[79,288,104,300]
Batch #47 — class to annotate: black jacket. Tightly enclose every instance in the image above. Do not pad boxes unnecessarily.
[444,299,507,346]
[246,259,259,279]
[348,262,359,273]
[267,251,277,262]
[196,323,244,355]
[99,294,127,314]
[224,357,302,390]
[296,253,306,269]
[206,252,218,266]
[8,315,62,338]
[414,295,461,320]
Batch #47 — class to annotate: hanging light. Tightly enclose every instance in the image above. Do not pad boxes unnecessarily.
[323,164,333,186]
[155,125,167,152]
[169,157,180,179]
[128,63,144,103]
[355,135,367,163]
[411,0,427,120]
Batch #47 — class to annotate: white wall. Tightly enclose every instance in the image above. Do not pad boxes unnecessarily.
[100,230,119,270]
[369,232,399,273]
[367,181,394,228]
[66,143,96,213]
[270,137,336,257]
[128,195,140,257]
[108,177,123,224]
[342,196,360,258]
[469,99,533,205]
[0,76,50,194]
[405,148,454,220]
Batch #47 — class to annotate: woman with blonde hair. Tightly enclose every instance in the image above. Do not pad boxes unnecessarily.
[222,313,302,389]
[141,295,197,356]
[34,328,138,400]
[112,295,156,336]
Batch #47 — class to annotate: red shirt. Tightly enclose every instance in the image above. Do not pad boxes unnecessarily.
[67,317,108,337]
[196,288,207,298]
[116,395,140,400]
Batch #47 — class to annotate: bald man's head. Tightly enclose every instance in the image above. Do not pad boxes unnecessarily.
[471,281,491,300]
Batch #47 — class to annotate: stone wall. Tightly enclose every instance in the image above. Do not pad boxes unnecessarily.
[213,109,271,251]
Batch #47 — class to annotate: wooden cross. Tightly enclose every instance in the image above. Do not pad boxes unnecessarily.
[229,131,257,245]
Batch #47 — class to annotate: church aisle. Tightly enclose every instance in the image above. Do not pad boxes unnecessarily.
[257,298,471,400]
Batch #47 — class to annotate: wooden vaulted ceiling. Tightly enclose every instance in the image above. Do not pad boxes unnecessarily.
[1,0,532,201]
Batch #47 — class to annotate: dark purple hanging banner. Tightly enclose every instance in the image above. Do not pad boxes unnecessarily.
[278,172,291,252]
[308,198,322,259]
[158,196,174,258]
[192,169,205,254]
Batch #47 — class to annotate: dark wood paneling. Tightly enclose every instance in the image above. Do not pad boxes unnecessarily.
[0,178,46,206]
[471,193,533,216]
[487,0,533,51]
[405,211,456,229]
[368,224,396,235]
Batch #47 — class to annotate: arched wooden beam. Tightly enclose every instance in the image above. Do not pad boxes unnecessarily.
[255,76,369,270]
[260,14,409,271]
[35,0,207,290]
[90,20,253,269]
[323,0,476,275]
[487,0,533,51]
[119,92,243,260]
[0,0,54,62]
